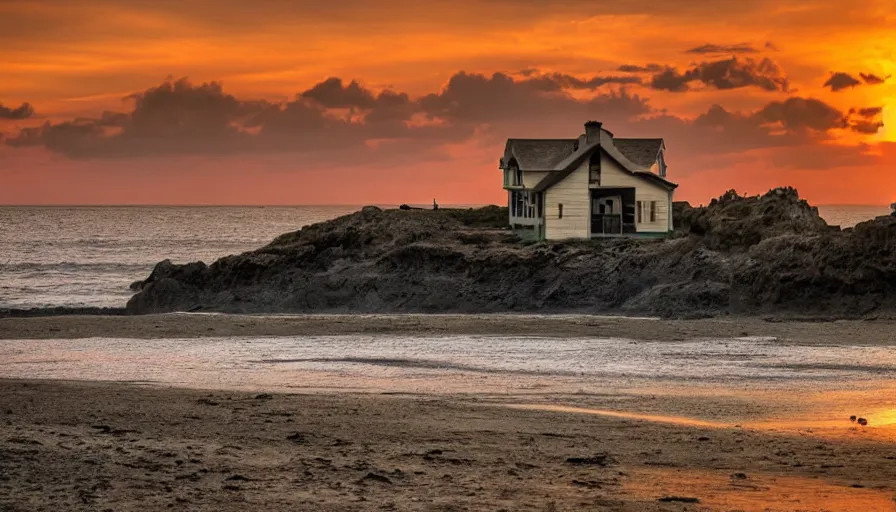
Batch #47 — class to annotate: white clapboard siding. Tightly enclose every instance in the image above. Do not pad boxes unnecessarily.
[522,171,550,188]
[544,160,589,239]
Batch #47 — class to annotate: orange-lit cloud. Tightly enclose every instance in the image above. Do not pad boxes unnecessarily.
[1,0,894,205]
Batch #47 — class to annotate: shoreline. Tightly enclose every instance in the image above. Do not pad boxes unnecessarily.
[2,379,895,511]
[2,312,896,344]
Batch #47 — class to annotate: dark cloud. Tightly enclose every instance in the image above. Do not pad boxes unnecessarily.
[685,43,759,54]
[4,72,880,173]
[300,77,375,109]
[849,120,884,134]
[860,73,889,85]
[417,71,649,125]
[0,102,34,120]
[824,72,890,91]
[539,72,642,89]
[845,106,885,134]
[756,97,846,132]
[851,107,883,118]
[4,73,651,160]
[617,64,664,73]
[649,57,788,92]
[823,72,861,91]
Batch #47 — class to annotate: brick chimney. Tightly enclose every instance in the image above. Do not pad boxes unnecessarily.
[584,120,602,144]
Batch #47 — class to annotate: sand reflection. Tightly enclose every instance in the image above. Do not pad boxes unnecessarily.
[506,403,896,441]
[625,468,896,511]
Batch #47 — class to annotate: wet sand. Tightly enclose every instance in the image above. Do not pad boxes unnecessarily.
[2,380,896,511]
[2,313,895,345]
[3,314,896,510]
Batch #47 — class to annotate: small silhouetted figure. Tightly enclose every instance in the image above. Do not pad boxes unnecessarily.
[857,417,868,426]
[850,415,857,422]
[433,198,439,210]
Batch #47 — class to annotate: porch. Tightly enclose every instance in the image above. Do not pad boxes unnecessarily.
[589,188,636,237]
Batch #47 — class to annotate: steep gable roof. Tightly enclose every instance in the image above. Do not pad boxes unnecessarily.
[613,138,664,168]
[533,131,676,191]
[502,139,577,170]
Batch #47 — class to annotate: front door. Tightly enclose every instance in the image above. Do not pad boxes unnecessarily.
[591,194,623,235]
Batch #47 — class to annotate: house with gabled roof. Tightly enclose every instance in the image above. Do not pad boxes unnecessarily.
[499,121,678,240]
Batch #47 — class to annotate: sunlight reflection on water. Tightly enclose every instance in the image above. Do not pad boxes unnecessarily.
[2,334,896,435]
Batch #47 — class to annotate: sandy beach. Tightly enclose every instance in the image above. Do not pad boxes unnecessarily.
[2,312,895,344]
[2,380,896,511]
[3,314,896,511]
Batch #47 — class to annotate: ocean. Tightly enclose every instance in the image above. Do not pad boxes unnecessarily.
[0,204,890,310]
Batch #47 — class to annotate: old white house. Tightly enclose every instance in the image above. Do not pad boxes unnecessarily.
[499,121,677,240]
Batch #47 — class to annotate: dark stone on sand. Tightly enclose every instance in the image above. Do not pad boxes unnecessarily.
[731,472,748,479]
[357,472,392,485]
[129,280,144,291]
[226,475,250,481]
[254,393,273,400]
[124,188,896,320]
[565,454,614,466]
[658,496,700,503]
[286,432,308,443]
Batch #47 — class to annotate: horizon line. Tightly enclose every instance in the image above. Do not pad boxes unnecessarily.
[0,203,890,208]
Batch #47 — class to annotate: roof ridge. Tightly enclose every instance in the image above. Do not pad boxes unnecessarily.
[507,138,577,142]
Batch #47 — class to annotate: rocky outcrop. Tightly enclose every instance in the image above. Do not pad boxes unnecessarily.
[126,190,896,319]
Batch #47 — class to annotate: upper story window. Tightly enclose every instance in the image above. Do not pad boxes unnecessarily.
[588,152,601,185]
[657,150,667,178]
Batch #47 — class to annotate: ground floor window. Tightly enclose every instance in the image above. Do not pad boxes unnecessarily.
[510,190,537,218]
[636,201,658,224]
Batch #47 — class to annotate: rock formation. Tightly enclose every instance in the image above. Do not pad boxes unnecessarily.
[127,188,896,319]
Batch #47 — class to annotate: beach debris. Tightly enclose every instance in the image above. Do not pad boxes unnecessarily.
[253,393,273,400]
[6,437,42,446]
[357,472,392,485]
[571,479,601,489]
[658,496,700,503]
[286,432,308,443]
[565,454,615,466]
[857,417,868,426]
[225,475,250,482]
[850,415,857,422]
[91,424,112,433]
[731,473,748,480]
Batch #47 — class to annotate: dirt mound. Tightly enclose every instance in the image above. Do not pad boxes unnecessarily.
[126,189,896,319]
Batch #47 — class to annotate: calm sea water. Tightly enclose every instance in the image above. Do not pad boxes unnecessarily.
[0,204,890,309]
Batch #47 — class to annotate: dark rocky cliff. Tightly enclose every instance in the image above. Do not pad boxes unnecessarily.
[127,189,896,319]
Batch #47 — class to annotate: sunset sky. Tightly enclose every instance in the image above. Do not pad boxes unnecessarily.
[1,0,894,205]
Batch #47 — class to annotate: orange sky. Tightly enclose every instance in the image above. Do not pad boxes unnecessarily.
[1,0,894,205]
